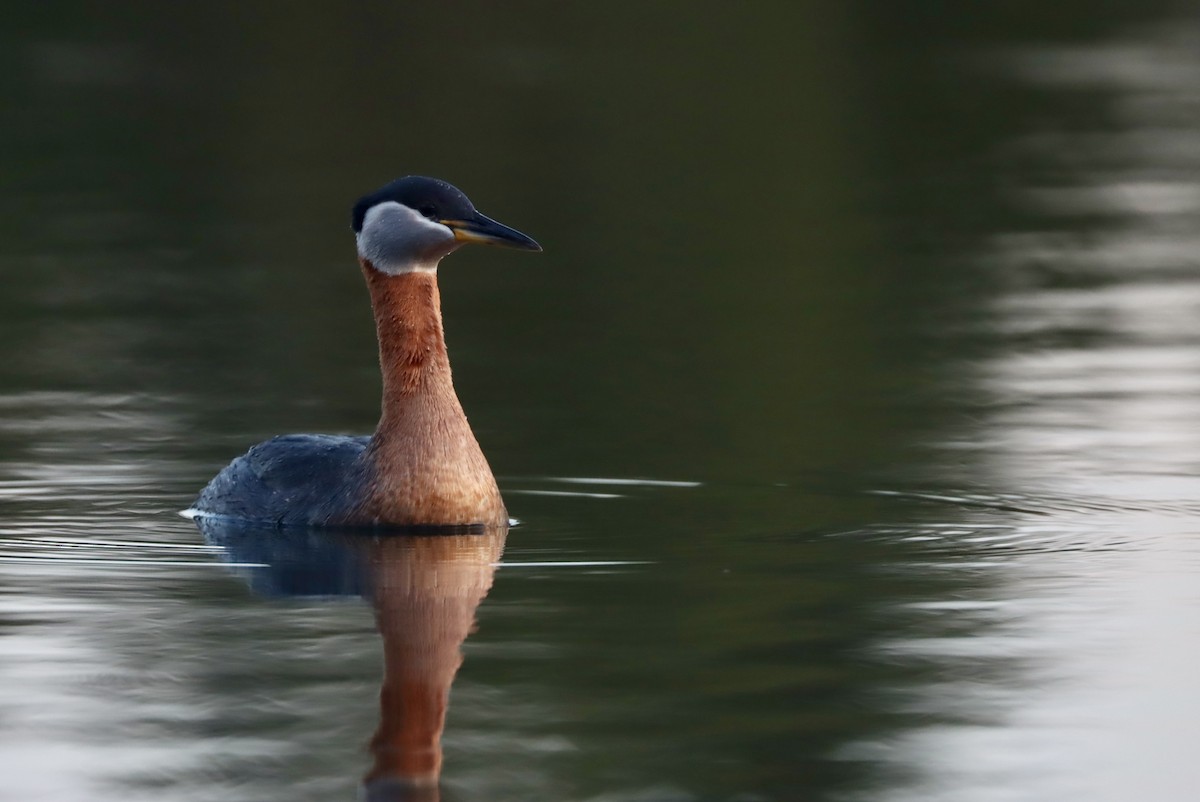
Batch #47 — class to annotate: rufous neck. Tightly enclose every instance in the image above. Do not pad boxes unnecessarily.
[361,262,453,408]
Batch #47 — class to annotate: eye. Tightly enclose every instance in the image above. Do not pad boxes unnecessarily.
[418,205,437,220]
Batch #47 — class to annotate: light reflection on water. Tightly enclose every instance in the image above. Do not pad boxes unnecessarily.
[854,17,1200,802]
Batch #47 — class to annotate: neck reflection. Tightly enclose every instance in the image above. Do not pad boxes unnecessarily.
[197,518,507,800]
[365,532,505,791]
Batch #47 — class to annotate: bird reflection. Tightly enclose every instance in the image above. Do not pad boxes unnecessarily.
[196,517,507,800]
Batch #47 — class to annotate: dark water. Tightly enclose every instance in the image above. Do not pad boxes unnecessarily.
[3,3,1200,800]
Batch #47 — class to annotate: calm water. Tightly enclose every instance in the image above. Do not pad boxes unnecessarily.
[3,3,1200,801]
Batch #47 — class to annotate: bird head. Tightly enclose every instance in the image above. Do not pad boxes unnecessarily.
[352,176,541,274]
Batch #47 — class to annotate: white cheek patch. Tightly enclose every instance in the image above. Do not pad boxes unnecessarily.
[356,201,454,274]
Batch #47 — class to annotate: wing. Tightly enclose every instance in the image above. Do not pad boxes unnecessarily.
[193,434,372,526]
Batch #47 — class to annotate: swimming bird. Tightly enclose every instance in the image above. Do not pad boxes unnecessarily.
[193,176,540,528]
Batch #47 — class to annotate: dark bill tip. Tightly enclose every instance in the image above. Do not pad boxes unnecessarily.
[445,212,542,251]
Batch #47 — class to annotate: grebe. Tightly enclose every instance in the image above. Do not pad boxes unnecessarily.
[193,176,540,528]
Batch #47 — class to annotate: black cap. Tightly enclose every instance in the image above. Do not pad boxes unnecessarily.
[352,176,477,233]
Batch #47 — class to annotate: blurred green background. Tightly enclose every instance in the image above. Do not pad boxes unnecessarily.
[3,1,1145,484]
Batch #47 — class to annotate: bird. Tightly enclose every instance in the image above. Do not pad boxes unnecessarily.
[192,176,540,528]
